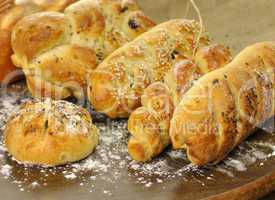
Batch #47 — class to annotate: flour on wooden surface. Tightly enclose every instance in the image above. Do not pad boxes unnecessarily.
[0,83,274,196]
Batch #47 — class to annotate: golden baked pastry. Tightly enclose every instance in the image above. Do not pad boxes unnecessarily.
[89,19,210,118]
[128,44,232,161]
[0,29,17,83]
[33,0,79,11]
[11,0,155,99]
[128,82,174,162]
[0,1,41,83]
[170,42,275,166]
[0,0,78,83]
[4,98,99,166]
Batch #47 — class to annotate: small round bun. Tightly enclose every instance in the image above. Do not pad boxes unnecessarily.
[4,99,99,167]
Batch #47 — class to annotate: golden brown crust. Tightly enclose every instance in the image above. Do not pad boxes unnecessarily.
[89,19,210,118]
[25,71,72,100]
[128,106,162,161]
[170,42,275,166]
[195,44,232,73]
[11,12,70,67]
[64,0,155,63]
[0,3,42,31]
[24,44,97,99]
[0,1,77,84]
[11,0,155,99]
[0,30,17,83]
[164,59,202,106]
[0,2,42,83]
[33,0,79,12]
[4,98,99,167]
[128,82,174,162]
[127,44,232,162]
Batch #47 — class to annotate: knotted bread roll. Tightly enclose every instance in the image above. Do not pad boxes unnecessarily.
[128,44,232,161]
[170,42,275,166]
[4,98,99,167]
[89,19,210,118]
[11,0,155,99]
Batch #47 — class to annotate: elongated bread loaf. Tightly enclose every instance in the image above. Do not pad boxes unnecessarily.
[128,44,232,161]
[89,19,210,118]
[170,42,275,166]
[11,0,155,99]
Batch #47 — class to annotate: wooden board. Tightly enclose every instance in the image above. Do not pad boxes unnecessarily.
[0,0,275,200]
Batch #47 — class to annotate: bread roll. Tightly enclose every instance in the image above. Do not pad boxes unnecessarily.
[128,44,232,161]
[170,42,275,166]
[0,29,17,83]
[11,0,155,99]
[89,19,210,118]
[128,82,174,161]
[4,98,99,167]
[0,0,79,84]
[0,2,42,83]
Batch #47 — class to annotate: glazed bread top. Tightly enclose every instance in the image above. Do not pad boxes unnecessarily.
[89,19,210,118]
[0,2,43,83]
[0,0,79,83]
[0,0,77,31]
[32,0,79,12]
[0,2,41,31]
[4,98,99,166]
[127,44,232,162]
[170,41,275,165]
[11,0,155,68]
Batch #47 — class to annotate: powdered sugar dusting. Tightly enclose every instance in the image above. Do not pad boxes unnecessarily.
[0,82,274,196]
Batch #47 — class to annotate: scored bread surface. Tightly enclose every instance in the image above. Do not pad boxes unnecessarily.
[4,99,99,166]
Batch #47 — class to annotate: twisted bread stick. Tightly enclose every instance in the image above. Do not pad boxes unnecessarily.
[128,44,232,161]
[11,0,155,99]
[128,82,174,161]
[89,19,210,118]
[170,42,275,166]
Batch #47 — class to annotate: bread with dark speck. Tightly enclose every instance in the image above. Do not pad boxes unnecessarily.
[170,42,275,166]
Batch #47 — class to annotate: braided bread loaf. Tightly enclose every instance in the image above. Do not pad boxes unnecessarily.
[89,19,210,118]
[0,0,79,83]
[170,42,275,166]
[11,0,155,99]
[128,44,232,161]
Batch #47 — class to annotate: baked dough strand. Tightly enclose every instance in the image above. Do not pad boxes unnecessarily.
[170,42,275,166]
[11,0,155,99]
[128,44,232,161]
[89,19,210,118]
